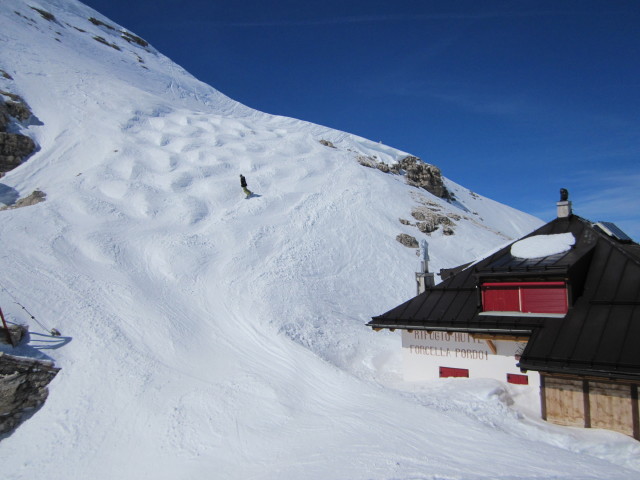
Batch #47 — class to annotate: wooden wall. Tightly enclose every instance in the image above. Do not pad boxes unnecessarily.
[541,374,640,440]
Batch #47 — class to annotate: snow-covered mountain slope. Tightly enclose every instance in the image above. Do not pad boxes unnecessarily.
[1,1,639,479]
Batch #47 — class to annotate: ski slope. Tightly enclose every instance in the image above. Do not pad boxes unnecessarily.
[1,1,639,478]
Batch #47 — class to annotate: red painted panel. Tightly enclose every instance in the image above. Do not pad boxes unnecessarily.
[482,282,568,314]
[483,282,565,287]
[520,285,567,314]
[440,367,469,378]
[482,286,520,311]
[507,373,529,385]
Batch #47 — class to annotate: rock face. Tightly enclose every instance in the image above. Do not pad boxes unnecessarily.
[0,132,36,173]
[357,154,451,200]
[396,233,419,248]
[0,324,27,347]
[0,92,37,176]
[412,208,456,235]
[0,352,60,437]
[396,156,451,200]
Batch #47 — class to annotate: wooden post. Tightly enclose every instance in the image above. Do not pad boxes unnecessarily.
[540,374,547,420]
[632,385,639,441]
[583,379,591,428]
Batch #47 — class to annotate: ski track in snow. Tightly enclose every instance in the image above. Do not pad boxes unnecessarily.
[1,1,639,479]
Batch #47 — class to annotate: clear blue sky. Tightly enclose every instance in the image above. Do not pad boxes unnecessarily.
[81,0,640,239]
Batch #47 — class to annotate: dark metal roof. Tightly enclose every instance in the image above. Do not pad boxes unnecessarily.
[519,220,640,380]
[368,214,640,380]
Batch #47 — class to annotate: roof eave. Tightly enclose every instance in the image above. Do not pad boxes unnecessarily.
[518,362,640,382]
[366,321,534,336]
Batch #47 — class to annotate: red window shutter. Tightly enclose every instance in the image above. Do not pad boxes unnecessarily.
[440,367,469,378]
[482,286,520,311]
[520,285,567,314]
[507,373,529,385]
[481,282,568,314]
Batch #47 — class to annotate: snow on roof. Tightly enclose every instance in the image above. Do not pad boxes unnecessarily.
[511,233,575,259]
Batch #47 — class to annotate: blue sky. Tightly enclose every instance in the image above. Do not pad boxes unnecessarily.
[81,0,639,239]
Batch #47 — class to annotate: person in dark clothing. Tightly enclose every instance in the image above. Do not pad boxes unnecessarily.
[240,174,252,198]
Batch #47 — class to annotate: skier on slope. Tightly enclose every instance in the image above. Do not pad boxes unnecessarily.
[240,174,252,198]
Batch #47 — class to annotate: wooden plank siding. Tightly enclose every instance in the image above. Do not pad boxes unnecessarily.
[590,382,635,436]
[541,374,640,440]
[542,376,586,427]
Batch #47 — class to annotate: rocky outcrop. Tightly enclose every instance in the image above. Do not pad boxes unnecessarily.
[357,154,451,200]
[0,92,32,122]
[319,139,336,148]
[0,352,60,437]
[0,190,46,211]
[397,194,462,237]
[0,133,36,173]
[412,208,456,235]
[0,92,37,176]
[396,233,419,248]
[0,324,27,347]
[395,156,451,200]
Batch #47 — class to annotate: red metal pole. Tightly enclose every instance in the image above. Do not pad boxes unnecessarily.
[0,306,16,346]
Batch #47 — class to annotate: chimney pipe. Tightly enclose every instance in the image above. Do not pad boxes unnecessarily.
[557,188,572,218]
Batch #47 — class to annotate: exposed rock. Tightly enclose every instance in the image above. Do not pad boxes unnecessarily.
[319,139,336,148]
[412,208,456,235]
[0,92,25,131]
[411,210,428,222]
[0,133,36,173]
[5,100,32,122]
[396,233,419,248]
[88,17,116,30]
[93,36,121,51]
[416,221,436,234]
[0,90,22,102]
[357,155,375,167]
[398,156,451,200]
[121,31,149,48]
[29,7,56,22]
[14,190,46,208]
[355,153,451,200]
[357,156,392,173]
[399,218,412,225]
[69,24,86,33]
[0,352,60,437]
[0,93,37,175]
[0,190,46,210]
[0,324,27,347]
